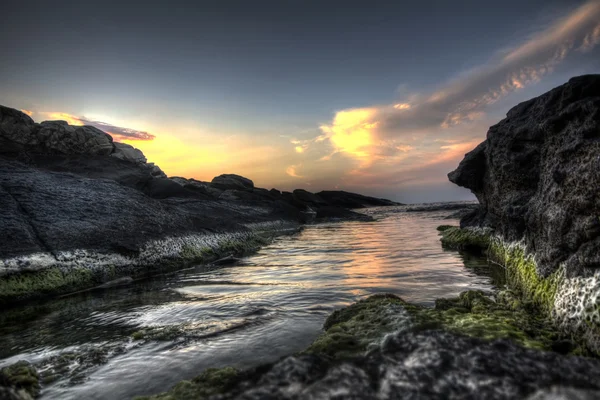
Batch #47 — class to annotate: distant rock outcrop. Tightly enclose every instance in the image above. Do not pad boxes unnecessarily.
[211,174,254,191]
[317,190,402,208]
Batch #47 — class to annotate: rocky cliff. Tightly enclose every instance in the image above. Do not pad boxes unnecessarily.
[447,75,600,352]
[0,105,399,305]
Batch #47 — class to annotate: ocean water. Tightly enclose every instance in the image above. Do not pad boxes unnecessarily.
[0,205,502,399]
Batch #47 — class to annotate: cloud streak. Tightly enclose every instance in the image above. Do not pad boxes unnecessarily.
[308,1,600,180]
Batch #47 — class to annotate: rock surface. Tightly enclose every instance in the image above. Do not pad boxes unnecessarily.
[449,75,600,278]
[447,75,600,354]
[202,330,600,400]
[141,290,600,400]
[0,105,397,304]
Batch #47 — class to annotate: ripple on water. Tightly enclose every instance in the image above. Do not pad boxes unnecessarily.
[0,205,501,400]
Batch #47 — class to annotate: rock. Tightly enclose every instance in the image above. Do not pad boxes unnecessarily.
[449,75,600,276]
[0,106,37,154]
[211,174,254,191]
[0,361,40,399]
[144,294,600,400]
[36,121,114,155]
[292,189,327,206]
[96,276,133,289]
[0,105,395,305]
[110,142,147,164]
[447,75,600,353]
[0,106,115,156]
[317,190,402,208]
[147,162,167,178]
[527,387,600,400]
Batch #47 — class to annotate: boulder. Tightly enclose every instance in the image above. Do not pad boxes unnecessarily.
[111,142,147,164]
[36,121,114,155]
[210,174,254,191]
[449,75,600,277]
[0,106,37,154]
[292,189,327,206]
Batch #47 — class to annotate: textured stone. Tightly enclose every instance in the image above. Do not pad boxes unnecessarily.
[111,142,147,163]
[448,75,600,278]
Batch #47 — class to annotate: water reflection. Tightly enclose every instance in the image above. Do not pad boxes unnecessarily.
[0,207,503,400]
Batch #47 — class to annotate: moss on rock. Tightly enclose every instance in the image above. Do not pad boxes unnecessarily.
[488,239,561,315]
[0,267,95,305]
[305,294,411,358]
[438,226,491,252]
[133,367,240,400]
[0,361,40,398]
[305,290,574,359]
[131,326,186,341]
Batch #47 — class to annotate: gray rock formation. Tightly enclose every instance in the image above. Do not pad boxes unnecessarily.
[447,75,600,354]
[449,75,600,278]
[206,330,600,399]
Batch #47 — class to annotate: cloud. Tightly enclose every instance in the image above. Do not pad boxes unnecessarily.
[42,112,155,141]
[286,164,303,178]
[20,109,33,117]
[304,0,600,191]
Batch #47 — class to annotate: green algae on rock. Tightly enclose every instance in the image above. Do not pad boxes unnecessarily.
[131,290,582,399]
[0,361,40,399]
[438,226,491,252]
[305,290,570,359]
[133,367,240,400]
[437,225,600,355]
[0,228,285,306]
[305,294,412,358]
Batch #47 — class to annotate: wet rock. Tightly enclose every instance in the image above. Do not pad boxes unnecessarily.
[447,75,600,353]
[0,361,40,399]
[448,75,600,277]
[147,294,600,400]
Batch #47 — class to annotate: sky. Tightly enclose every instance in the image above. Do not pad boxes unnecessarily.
[1,0,599,203]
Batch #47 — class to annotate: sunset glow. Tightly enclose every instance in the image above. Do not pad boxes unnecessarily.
[4,0,599,202]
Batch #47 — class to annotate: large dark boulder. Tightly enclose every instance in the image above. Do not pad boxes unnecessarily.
[449,75,600,277]
[292,189,327,206]
[210,174,254,191]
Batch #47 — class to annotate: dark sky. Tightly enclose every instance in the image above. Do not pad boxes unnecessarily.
[1,0,598,202]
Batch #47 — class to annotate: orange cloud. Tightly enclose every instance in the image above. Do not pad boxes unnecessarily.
[319,107,378,160]
[20,109,33,117]
[285,165,303,178]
